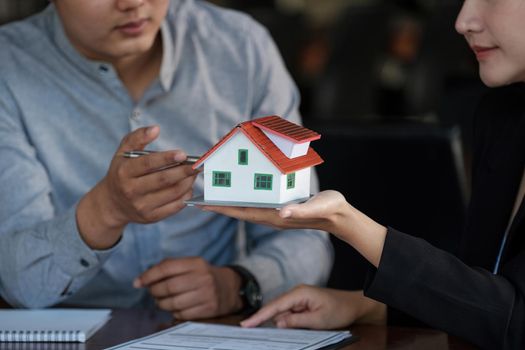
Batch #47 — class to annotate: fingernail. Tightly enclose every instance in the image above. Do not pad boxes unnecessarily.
[133,278,142,288]
[146,125,159,137]
[173,152,186,163]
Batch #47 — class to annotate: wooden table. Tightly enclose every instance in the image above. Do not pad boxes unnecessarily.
[0,309,478,350]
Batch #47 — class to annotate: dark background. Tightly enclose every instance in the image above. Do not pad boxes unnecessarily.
[0,0,487,291]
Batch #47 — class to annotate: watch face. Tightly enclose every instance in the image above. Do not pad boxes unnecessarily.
[244,280,262,309]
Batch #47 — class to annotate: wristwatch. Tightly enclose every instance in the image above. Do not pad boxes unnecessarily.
[227,265,262,314]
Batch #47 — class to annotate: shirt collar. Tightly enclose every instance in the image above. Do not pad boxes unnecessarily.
[159,20,176,91]
[160,0,187,91]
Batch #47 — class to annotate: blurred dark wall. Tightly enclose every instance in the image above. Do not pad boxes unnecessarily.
[0,0,47,24]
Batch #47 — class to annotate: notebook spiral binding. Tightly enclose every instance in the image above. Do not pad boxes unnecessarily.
[0,330,82,342]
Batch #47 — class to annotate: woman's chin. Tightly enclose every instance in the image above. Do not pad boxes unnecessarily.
[479,68,523,88]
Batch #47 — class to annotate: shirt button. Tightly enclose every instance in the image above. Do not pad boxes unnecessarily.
[80,258,90,268]
[99,65,109,73]
[131,110,141,120]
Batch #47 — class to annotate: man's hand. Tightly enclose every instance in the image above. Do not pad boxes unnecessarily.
[77,125,199,249]
[241,285,386,330]
[134,257,244,320]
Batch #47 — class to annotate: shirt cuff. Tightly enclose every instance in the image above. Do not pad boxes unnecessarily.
[48,205,120,277]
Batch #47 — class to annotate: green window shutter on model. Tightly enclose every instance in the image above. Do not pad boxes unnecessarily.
[254,173,273,190]
[238,149,248,165]
[287,173,296,189]
[212,171,231,187]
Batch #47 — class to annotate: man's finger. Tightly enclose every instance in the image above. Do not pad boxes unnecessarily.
[147,191,194,221]
[173,303,216,320]
[134,258,197,288]
[145,176,196,211]
[157,289,202,312]
[149,272,208,298]
[118,125,160,153]
[126,150,190,177]
[132,164,198,194]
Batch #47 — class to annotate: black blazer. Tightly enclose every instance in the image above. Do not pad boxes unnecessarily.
[364,83,525,349]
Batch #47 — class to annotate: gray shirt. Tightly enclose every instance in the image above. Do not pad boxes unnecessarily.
[0,0,333,308]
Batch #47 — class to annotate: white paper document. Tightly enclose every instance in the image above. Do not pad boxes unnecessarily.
[106,321,353,350]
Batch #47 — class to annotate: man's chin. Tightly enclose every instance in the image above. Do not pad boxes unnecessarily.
[110,35,158,56]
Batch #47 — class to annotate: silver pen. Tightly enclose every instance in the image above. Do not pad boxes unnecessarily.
[121,150,200,170]
[122,150,155,158]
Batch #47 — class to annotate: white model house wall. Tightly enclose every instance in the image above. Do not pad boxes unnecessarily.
[278,167,311,203]
[203,132,282,203]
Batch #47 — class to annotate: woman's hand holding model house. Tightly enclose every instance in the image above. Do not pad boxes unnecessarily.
[201,190,389,328]
[203,190,387,268]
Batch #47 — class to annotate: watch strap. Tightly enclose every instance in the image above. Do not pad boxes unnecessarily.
[227,265,262,314]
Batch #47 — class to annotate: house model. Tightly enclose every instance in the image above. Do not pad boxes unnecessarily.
[191,115,324,205]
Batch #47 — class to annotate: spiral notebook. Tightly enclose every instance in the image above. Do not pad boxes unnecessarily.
[0,309,111,343]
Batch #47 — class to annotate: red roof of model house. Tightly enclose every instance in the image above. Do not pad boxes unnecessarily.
[193,116,323,174]
[252,115,321,143]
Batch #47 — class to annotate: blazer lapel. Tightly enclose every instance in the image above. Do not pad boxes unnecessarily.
[502,190,525,264]
[460,84,525,269]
